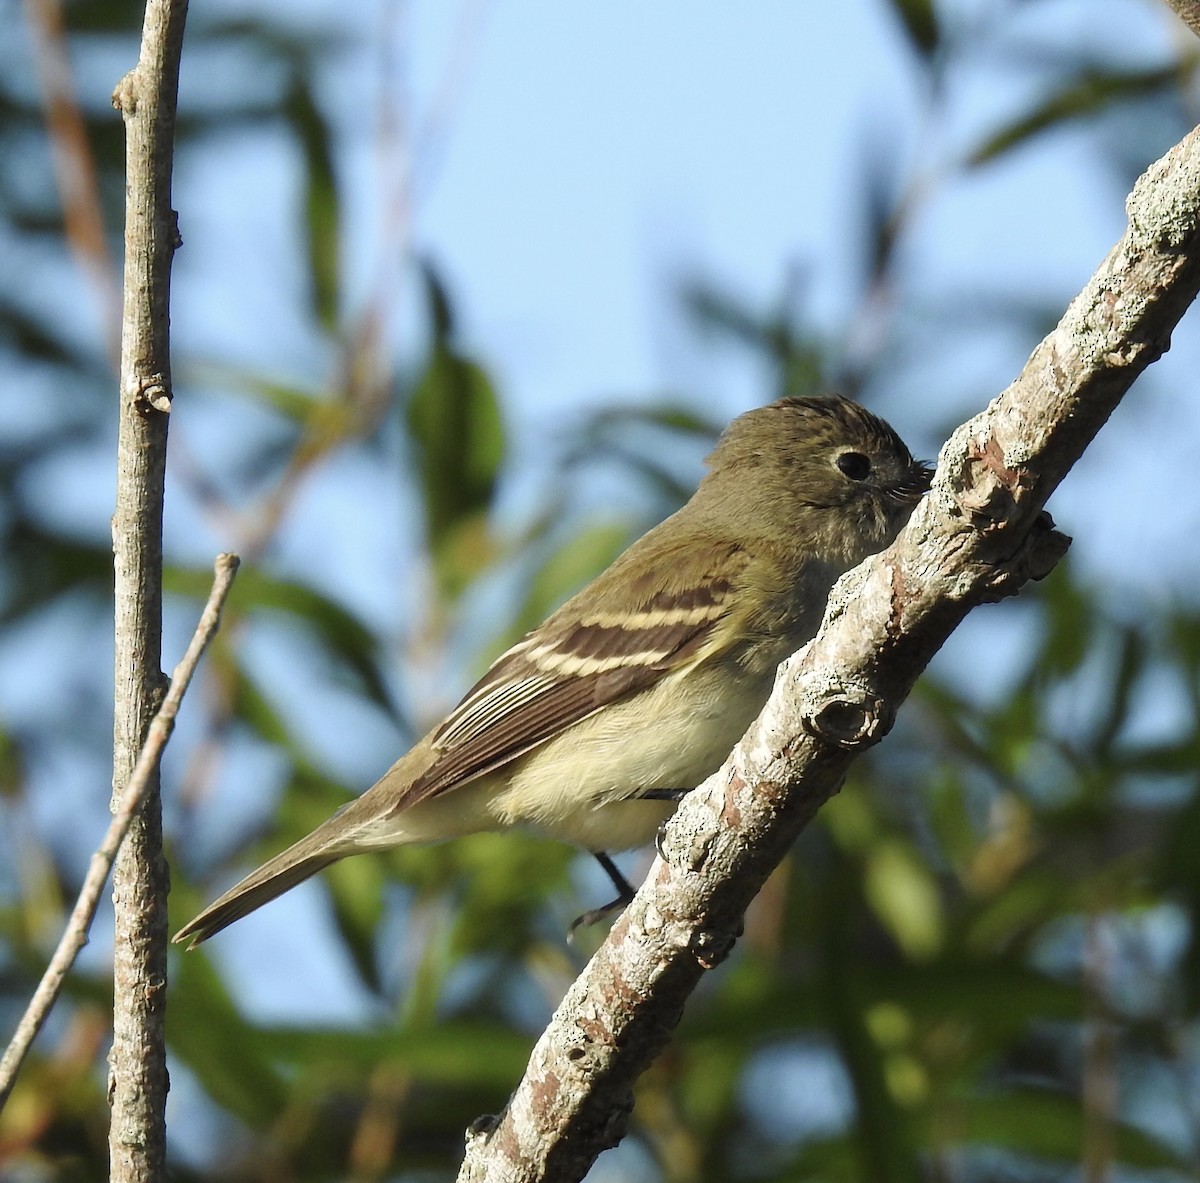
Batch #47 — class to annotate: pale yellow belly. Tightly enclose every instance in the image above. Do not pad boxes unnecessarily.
[487,661,773,851]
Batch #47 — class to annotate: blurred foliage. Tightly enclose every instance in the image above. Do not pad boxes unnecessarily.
[1,1,1200,1182]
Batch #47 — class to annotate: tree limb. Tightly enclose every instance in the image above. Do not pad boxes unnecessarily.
[109,0,189,1178]
[1162,0,1200,40]
[457,123,1200,1183]
[0,554,239,1113]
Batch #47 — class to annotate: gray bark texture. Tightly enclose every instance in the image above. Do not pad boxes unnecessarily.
[108,0,188,1179]
[457,123,1200,1183]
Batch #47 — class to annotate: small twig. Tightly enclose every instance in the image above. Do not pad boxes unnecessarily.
[0,553,240,1113]
[22,0,121,363]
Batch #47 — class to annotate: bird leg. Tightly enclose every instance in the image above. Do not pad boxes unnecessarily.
[568,852,637,936]
[594,850,636,899]
[568,791,690,936]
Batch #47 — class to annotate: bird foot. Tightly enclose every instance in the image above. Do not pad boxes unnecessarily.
[568,893,632,939]
[568,852,638,940]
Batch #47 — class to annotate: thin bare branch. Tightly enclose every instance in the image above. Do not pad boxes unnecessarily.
[457,123,1200,1183]
[109,0,190,1177]
[0,554,239,1113]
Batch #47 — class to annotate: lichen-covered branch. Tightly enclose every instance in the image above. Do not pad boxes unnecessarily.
[457,123,1200,1183]
[109,0,189,1179]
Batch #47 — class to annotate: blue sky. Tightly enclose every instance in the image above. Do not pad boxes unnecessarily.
[167,0,1200,622]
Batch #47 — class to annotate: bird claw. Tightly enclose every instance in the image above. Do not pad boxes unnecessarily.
[654,823,670,861]
[567,894,631,940]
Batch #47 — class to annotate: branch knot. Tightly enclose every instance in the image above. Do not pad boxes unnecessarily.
[133,376,172,416]
[979,511,1071,602]
[797,676,894,750]
[688,924,738,970]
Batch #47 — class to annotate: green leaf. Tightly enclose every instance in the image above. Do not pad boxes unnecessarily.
[560,400,723,508]
[0,522,111,624]
[955,1087,1183,1168]
[184,359,324,423]
[272,765,357,843]
[406,266,507,600]
[873,961,1078,1032]
[1035,565,1092,679]
[968,65,1190,167]
[505,520,631,642]
[164,564,398,718]
[255,1019,530,1086]
[576,402,721,443]
[169,952,289,1126]
[0,297,86,365]
[0,722,24,798]
[285,74,340,332]
[1090,623,1146,755]
[886,0,939,61]
[324,850,387,993]
[864,840,943,960]
[963,870,1072,953]
[227,659,295,750]
[1119,737,1200,775]
[445,831,573,958]
[680,277,828,399]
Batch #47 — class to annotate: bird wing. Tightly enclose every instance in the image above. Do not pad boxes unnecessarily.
[391,540,749,812]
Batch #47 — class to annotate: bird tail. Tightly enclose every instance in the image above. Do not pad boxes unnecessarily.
[174,746,442,947]
[173,833,347,949]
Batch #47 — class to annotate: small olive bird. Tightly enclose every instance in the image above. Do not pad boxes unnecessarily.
[175,395,931,947]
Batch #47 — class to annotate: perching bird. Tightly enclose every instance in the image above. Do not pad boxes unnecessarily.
[175,395,931,947]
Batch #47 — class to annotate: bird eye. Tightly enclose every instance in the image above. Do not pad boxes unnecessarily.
[836,451,871,481]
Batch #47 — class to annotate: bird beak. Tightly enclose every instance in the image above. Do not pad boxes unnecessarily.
[893,461,934,502]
